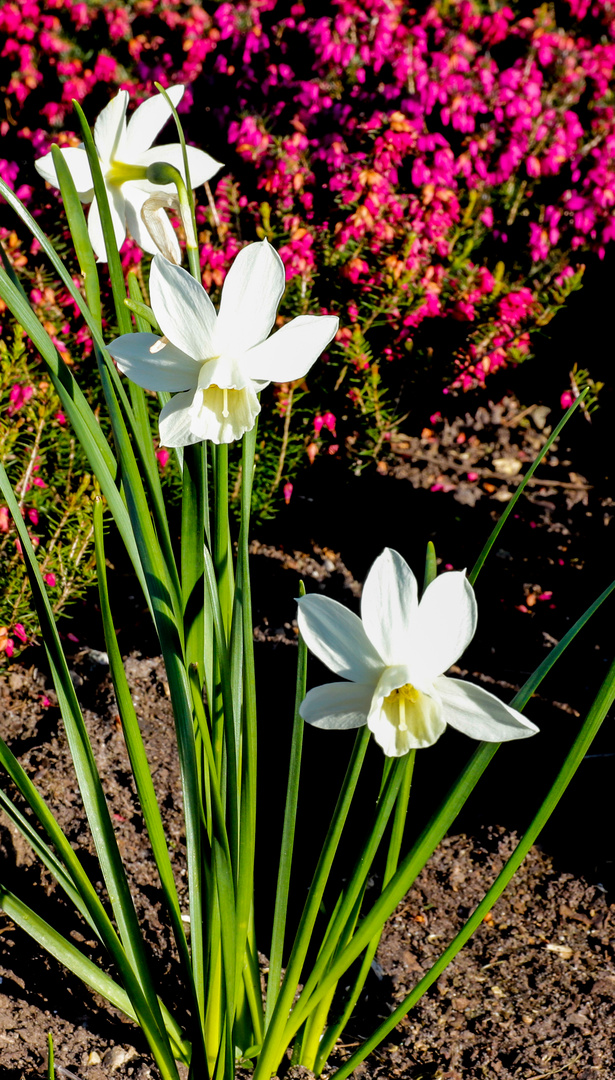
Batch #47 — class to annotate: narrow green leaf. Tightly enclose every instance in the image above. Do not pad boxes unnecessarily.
[469,389,588,585]
[422,542,437,593]
[0,888,190,1067]
[265,578,307,1026]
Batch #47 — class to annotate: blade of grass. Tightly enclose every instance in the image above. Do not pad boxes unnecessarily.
[469,389,588,585]
[265,579,307,1026]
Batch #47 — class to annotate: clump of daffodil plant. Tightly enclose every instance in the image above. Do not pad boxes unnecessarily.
[0,84,613,1080]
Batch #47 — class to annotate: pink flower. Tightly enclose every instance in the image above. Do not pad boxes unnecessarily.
[0,507,9,533]
[467,472,479,482]
[560,390,575,409]
[156,447,171,469]
[55,412,67,425]
[7,384,34,416]
[44,572,57,587]
[283,481,293,504]
[322,410,336,435]
[28,508,39,525]
[13,623,27,645]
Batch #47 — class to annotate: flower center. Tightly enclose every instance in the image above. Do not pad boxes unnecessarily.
[384,682,421,732]
[204,384,231,418]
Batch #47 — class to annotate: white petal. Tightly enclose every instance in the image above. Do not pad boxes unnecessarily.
[123,186,181,261]
[108,333,201,392]
[214,240,286,356]
[123,85,185,158]
[435,676,539,742]
[190,380,260,444]
[409,571,477,685]
[93,90,129,166]
[137,144,223,190]
[300,682,372,730]
[297,594,383,684]
[87,189,126,263]
[149,256,217,359]
[361,549,418,666]
[368,667,446,756]
[243,315,339,384]
[159,389,203,447]
[35,147,94,201]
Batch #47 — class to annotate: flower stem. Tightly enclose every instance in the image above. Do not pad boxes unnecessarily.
[255,726,371,1080]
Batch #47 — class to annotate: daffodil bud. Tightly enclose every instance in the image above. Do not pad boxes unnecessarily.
[146,162,183,187]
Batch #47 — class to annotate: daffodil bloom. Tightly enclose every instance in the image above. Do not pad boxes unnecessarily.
[35,86,221,262]
[107,241,339,446]
[297,548,538,757]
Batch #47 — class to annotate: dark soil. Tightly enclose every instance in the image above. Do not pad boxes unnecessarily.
[1,378,614,1077]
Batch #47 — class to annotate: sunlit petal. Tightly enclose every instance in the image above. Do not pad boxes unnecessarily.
[190,381,261,444]
[435,677,539,741]
[159,389,203,447]
[123,85,184,158]
[409,571,477,684]
[244,315,339,383]
[93,90,129,165]
[149,256,217,358]
[215,240,286,356]
[123,186,181,261]
[34,147,94,201]
[300,682,372,730]
[108,333,201,392]
[297,594,383,684]
[87,188,126,263]
[361,549,419,666]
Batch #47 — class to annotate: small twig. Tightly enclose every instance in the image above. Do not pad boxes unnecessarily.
[524,1052,582,1080]
[16,409,45,511]
[269,383,295,498]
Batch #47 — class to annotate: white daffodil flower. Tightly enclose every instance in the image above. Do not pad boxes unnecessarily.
[297,548,538,757]
[107,240,339,446]
[35,85,221,262]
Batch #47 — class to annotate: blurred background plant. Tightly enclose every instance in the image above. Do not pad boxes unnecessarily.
[2,0,615,653]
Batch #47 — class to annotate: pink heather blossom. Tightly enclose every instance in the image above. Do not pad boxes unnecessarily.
[7,384,34,415]
[13,623,27,644]
[27,508,39,525]
[560,390,575,408]
[55,412,66,424]
[44,572,57,587]
[283,481,293,504]
[156,447,171,469]
[0,507,9,533]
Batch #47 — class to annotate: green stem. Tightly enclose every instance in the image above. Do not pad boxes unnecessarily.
[314,751,415,1073]
[265,580,307,1025]
[254,727,371,1080]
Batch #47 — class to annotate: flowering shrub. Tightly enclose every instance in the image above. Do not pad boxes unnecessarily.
[2,0,615,648]
[0,322,98,656]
